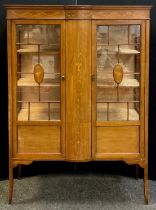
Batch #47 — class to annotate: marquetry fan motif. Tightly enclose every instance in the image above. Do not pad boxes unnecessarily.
[33,63,44,84]
[113,64,123,85]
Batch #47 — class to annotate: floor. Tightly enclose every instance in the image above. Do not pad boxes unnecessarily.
[0,174,156,210]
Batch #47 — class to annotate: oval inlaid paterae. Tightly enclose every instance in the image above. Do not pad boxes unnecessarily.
[34,64,44,84]
[113,64,123,84]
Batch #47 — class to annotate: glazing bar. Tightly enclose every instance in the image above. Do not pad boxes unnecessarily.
[28,102,30,120]
[107,103,109,121]
[127,102,129,120]
[48,102,51,120]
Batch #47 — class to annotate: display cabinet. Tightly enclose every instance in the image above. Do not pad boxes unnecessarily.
[6,5,151,204]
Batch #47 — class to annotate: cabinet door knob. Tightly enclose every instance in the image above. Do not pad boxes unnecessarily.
[61,75,65,81]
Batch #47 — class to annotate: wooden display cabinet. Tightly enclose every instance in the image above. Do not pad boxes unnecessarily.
[6,5,151,204]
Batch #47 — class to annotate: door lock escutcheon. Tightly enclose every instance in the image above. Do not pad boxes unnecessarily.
[61,75,65,81]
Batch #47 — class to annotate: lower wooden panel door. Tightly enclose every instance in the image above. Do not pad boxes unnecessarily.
[66,20,91,161]
[94,125,140,159]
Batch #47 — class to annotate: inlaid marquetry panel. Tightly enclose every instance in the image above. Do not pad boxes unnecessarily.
[113,64,123,85]
[92,9,150,20]
[7,9,65,19]
[33,64,44,84]
[66,20,91,161]
[6,5,151,20]
[65,10,91,19]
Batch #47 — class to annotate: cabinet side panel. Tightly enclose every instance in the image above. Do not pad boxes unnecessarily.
[7,20,13,169]
[66,20,91,161]
[145,20,150,163]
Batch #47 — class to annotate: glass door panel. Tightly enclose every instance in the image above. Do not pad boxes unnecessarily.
[16,24,61,121]
[96,25,140,121]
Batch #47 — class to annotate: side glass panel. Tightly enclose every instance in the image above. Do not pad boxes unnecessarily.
[96,25,140,121]
[16,25,61,121]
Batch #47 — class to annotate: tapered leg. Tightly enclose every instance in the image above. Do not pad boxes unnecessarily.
[135,165,139,180]
[17,165,22,179]
[8,161,14,204]
[144,164,148,204]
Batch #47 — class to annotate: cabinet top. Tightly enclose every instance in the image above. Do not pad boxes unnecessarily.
[5,4,152,20]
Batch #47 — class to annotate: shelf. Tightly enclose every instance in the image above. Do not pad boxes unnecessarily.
[97,107,139,121]
[18,107,60,121]
[17,77,60,87]
[17,72,61,75]
[16,43,60,46]
[97,78,139,88]
[18,101,60,103]
[97,68,140,76]
[97,101,140,103]
[96,43,140,46]
[119,48,140,55]
[97,48,140,55]
[17,48,59,55]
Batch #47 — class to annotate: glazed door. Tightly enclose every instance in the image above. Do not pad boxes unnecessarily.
[12,20,65,159]
[92,20,146,159]
[66,20,91,161]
